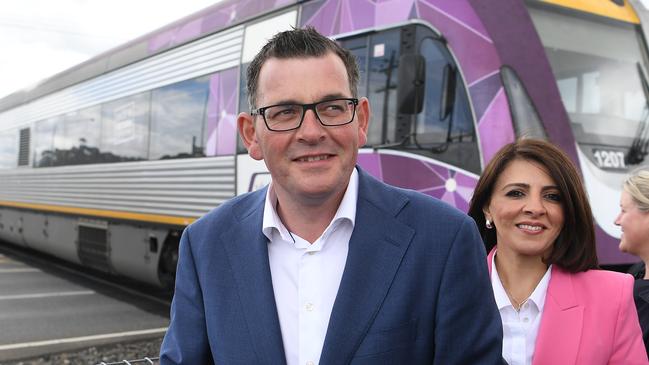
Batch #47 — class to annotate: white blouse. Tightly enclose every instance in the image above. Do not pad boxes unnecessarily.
[490,253,552,365]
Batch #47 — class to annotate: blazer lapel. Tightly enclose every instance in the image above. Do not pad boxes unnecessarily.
[220,190,286,364]
[532,266,583,365]
[488,249,583,365]
[319,169,415,364]
[487,247,496,273]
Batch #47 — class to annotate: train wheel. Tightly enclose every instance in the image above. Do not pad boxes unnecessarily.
[158,230,180,291]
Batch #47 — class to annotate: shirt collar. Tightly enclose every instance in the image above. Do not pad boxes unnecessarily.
[262,168,359,242]
[529,261,552,312]
[490,251,552,311]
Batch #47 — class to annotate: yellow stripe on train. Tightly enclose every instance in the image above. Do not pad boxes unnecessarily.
[540,0,640,24]
[0,200,195,226]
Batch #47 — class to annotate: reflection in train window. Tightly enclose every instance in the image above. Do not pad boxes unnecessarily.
[100,92,150,162]
[150,77,210,160]
[33,116,62,167]
[59,106,102,165]
[0,129,17,169]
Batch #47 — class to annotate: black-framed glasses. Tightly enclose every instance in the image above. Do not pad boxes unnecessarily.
[251,98,358,132]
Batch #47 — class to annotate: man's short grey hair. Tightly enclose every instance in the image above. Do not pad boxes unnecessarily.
[246,26,359,110]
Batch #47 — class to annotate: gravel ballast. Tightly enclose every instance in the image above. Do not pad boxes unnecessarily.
[5,337,163,365]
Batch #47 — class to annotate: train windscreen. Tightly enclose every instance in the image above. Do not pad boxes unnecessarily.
[530,5,649,172]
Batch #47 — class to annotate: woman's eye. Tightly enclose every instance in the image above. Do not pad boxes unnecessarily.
[505,190,524,198]
[545,193,562,202]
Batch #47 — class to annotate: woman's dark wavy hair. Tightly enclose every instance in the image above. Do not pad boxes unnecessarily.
[467,138,598,272]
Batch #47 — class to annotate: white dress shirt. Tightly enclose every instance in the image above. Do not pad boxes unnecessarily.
[263,169,358,365]
[491,252,552,365]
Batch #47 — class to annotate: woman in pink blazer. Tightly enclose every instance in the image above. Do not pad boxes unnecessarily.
[468,139,647,365]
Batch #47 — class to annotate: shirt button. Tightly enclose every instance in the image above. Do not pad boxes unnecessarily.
[305,303,314,312]
[523,317,529,323]
[306,362,315,365]
[308,251,315,256]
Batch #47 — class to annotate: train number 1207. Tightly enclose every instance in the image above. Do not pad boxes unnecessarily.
[593,149,626,169]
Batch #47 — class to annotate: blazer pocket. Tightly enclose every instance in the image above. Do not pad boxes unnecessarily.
[354,319,418,357]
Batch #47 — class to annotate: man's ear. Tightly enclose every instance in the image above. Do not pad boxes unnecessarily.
[356,97,370,146]
[237,112,263,160]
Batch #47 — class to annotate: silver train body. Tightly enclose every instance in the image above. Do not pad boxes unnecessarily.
[0,157,235,288]
[0,23,247,288]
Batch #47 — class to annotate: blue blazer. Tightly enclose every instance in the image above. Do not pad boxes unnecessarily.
[160,168,504,364]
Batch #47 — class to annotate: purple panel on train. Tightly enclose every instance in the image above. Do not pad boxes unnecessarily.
[358,151,477,213]
[206,68,239,156]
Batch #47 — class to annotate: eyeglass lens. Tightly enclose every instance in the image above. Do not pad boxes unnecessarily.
[264,99,355,131]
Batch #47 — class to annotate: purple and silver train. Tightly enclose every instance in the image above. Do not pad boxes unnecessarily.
[0,0,647,288]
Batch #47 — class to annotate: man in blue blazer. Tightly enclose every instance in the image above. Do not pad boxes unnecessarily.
[160,27,503,364]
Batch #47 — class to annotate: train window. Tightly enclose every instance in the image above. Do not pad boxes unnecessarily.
[408,28,479,174]
[100,92,150,162]
[339,29,400,145]
[58,106,102,165]
[0,129,17,169]
[342,36,369,100]
[150,76,209,160]
[367,29,400,145]
[33,116,62,167]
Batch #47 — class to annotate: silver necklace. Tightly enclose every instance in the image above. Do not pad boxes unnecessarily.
[503,285,530,312]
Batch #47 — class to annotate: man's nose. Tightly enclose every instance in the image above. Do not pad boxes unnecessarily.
[296,109,326,142]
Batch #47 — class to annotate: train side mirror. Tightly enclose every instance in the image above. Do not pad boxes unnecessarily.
[397,54,426,115]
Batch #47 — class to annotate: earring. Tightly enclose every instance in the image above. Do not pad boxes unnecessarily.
[485,219,493,229]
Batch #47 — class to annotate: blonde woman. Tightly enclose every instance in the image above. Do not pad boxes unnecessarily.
[616,168,649,355]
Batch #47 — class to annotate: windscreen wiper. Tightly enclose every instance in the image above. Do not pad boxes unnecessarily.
[627,63,649,165]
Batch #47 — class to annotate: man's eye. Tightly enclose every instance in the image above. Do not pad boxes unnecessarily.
[325,104,343,111]
[269,107,299,119]
[318,101,347,115]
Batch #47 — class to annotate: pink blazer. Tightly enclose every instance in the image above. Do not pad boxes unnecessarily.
[487,249,648,365]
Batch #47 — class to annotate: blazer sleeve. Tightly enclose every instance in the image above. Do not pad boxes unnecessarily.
[609,274,648,365]
[159,226,214,365]
[433,218,506,365]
